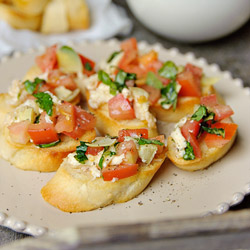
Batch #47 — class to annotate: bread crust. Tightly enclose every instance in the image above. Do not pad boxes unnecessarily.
[41,148,167,212]
[0,93,96,172]
[167,121,237,171]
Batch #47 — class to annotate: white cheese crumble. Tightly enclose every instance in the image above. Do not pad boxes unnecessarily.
[121,88,133,102]
[8,79,26,106]
[82,74,99,91]
[45,91,61,105]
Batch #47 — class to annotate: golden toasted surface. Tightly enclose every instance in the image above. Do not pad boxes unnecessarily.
[41,148,167,212]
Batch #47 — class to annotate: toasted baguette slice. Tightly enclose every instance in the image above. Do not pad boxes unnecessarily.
[88,103,158,138]
[41,0,68,34]
[41,148,167,212]
[0,3,41,30]
[167,118,237,171]
[0,93,96,172]
[65,0,90,30]
[151,85,217,123]
[12,0,50,15]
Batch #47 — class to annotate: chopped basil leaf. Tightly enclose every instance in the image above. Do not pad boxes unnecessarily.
[146,71,163,89]
[98,146,108,169]
[24,77,45,94]
[160,81,178,110]
[158,61,178,80]
[74,141,88,164]
[202,126,225,138]
[98,70,113,86]
[191,105,207,121]
[203,112,215,122]
[136,137,164,146]
[107,50,121,63]
[84,62,92,71]
[183,142,195,160]
[115,70,127,87]
[38,140,61,148]
[33,92,53,116]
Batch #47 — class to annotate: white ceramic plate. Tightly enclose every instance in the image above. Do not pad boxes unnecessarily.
[0,40,249,237]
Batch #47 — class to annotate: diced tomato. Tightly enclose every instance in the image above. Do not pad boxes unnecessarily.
[108,94,135,120]
[121,37,138,52]
[140,85,161,105]
[145,61,163,74]
[188,133,202,158]
[47,69,77,90]
[55,102,76,133]
[78,54,96,76]
[86,146,104,156]
[212,104,234,121]
[116,140,139,164]
[138,50,158,67]
[8,121,31,144]
[150,135,165,154]
[200,94,218,107]
[118,128,148,142]
[204,123,238,148]
[102,163,138,181]
[63,106,96,139]
[38,84,55,94]
[28,123,59,145]
[181,119,201,138]
[177,70,201,97]
[36,45,58,72]
[185,63,203,79]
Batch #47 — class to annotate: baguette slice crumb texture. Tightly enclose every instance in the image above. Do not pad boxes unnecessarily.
[0,93,96,172]
[41,148,167,212]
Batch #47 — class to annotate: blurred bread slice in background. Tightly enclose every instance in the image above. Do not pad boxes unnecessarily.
[0,0,90,33]
[0,3,41,30]
[41,0,69,34]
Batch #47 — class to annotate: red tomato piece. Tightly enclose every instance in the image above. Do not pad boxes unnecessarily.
[150,135,165,154]
[102,163,138,181]
[212,104,234,121]
[55,102,76,133]
[188,133,202,158]
[121,37,138,52]
[181,119,201,138]
[177,70,201,97]
[78,54,96,76]
[118,128,148,142]
[108,94,135,120]
[140,85,161,105]
[86,147,104,156]
[28,123,59,145]
[63,106,96,139]
[116,140,139,164]
[200,94,218,107]
[8,121,31,144]
[185,63,203,79]
[36,45,58,72]
[204,123,238,148]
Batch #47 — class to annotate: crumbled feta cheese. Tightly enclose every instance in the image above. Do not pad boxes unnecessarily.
[110,154,125,165]
[67,153,82,166]
[82,74,99,90]
[121,88,133,102]
[8,80,25,105]
[111,177,119,182]
[37,71,49,81]
[44,91,61,105]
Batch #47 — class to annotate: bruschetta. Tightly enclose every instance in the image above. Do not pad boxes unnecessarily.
[167,94,238,171]
[41,128,167,212]
[102,38,218,123]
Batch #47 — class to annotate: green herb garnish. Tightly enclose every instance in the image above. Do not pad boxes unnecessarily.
[201,126,225,138]
[160,81,178,110]
[158,61,178,80]
[191,105,207,121]
[146,71,163,89]
[33,92,53,116]
[24,77,45,94]
[98,146,110,169]
[74,141,88,164]
[84,62,92,71]
[183,142,195,160]
[136,138,164,146]
[38,140,61,148]
[107,51,121,63]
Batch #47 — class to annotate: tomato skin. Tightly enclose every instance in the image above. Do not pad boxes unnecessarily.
[138,50,158,67]
[79,54,96,76]
[177,70,201,97]
[63,106,96,139]
[200,94,218,107]
[188,133,202,158]
[86,147,104,156]
[36,45,58,72]
[108,94,135,120]
[185,63,203,79]
[55,102,76,133]
[140,85,161,105]
[150,135,165,154]
[28,123,59,145]
[204,123,238,148]
[116,140,139,164]
[118,128,148,142]
[121,37,138,52]
[8,121,31,144]
[102,163,138,181]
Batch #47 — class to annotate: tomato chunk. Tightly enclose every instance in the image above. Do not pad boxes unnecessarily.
[8,121,31,144]
[36,45,58,72]
[185,63,203,79]
[188,133,202,158]
[140,85,161,105]
[212,104,234,121]
[116,140,139,164]
[204,123,238,148]
[108,94,135,120]
[200,94,218,107]
[28,123,59,145]
[55,102,76,133]
[118,128,148,142]
[150,135,165,154]
[102,163,138,181]
[79,54,96,76]
[86,147,104,156]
